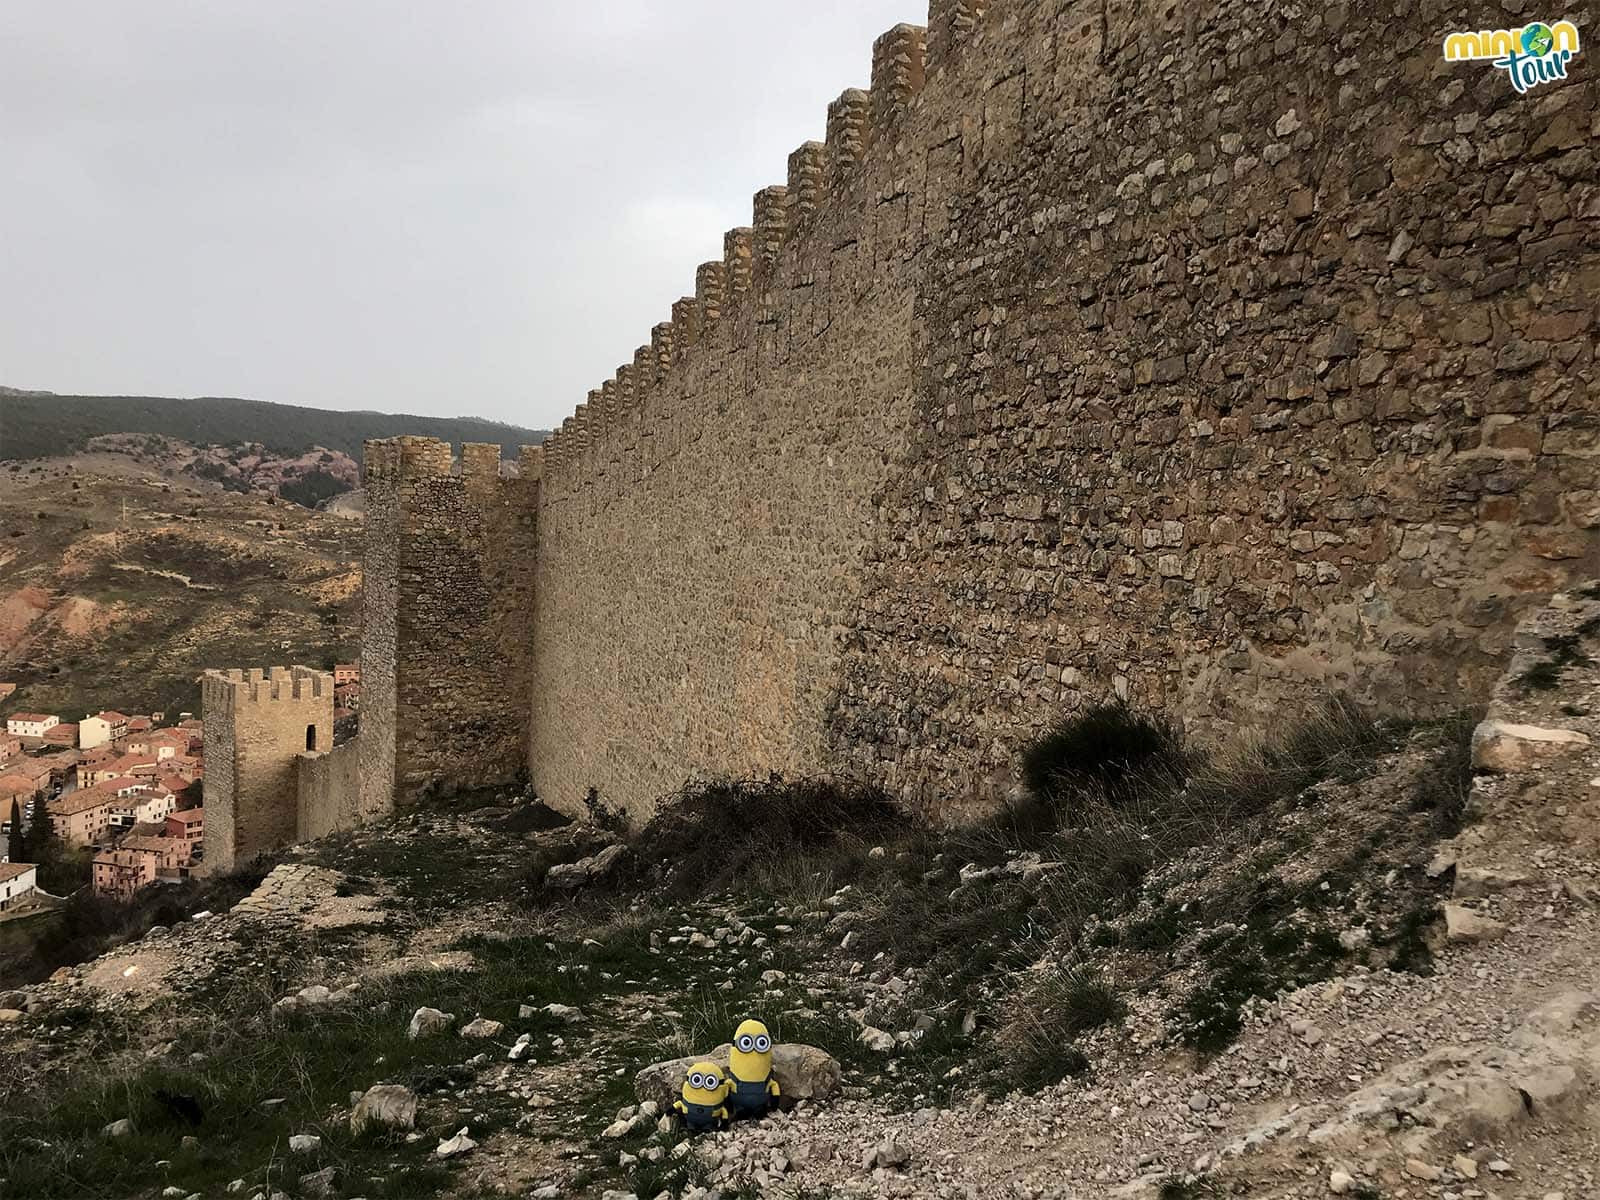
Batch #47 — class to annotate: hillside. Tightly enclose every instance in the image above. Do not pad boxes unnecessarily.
[0,390,546,463]
[1,588,1595,1200]
[0,457,361,718]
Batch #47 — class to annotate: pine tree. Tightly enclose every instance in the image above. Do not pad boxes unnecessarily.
[5,798,23,864]
[25,793,56,867]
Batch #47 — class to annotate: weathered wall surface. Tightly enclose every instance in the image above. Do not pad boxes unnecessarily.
[362,437,540,807]
[202,667,333,870]
[830,0,1600,815]
[528,21,935,818]
[296,738,361,841]
[525,0,1597,820]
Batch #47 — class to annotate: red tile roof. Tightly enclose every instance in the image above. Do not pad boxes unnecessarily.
[0,862,35,884]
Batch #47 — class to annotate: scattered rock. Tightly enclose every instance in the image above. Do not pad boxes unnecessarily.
[288,1133,321,1154]
[103,1118,134,1139]
[859,1026,896,1053]
[407,1007,454,1039]
[460,1017,504,1039]
[435,1127,476,1159]
[545,842,626,890]
[297,1166,340,1198]
[868,1137,912,1170]
[1472,720,1591,771]
[1328,1169,1355,1194]
[1404,1158,1442,1181]
[350,1084,417,1136]
[1444,902,1507,943]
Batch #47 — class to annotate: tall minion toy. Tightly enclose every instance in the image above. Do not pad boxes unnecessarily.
[673,1062,731,1133]
[726,1019,780,1119]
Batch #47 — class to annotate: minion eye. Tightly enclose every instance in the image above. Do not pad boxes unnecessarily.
[755,1035,771,1051]
[689,1072,704,1089]
[703,1073,720,1089]
[737,1035,754,1051]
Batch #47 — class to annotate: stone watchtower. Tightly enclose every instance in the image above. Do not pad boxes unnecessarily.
[359,436,540,811]
[202,666,333,871]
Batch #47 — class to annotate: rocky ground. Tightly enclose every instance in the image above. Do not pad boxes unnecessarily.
[1,589,1596,1200]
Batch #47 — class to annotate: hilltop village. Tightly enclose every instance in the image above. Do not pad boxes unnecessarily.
[0,665,358,912]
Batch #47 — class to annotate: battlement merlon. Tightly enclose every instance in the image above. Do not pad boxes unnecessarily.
[696,261,726,327]
[787,143,826,220]
[872,24,928,135]
[825,89,871,186]
[671,297,703,357]
[518,444,544,482]
[927,0,988,72]
[203,665,334,710]
[461,441,503,492]
[651,322,676,375]
[724,228,754,300]
[753,186,790,276]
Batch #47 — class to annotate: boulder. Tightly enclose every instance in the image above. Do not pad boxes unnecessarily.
[350,1084,417,1136]
[634,1042,841,1110]
[460,1017,504,1039]
[288,1133,321,1154]
[103,1118,134,1139]
[407,1007,454,1039]
[1472,720,1591,771]
[0,1009,25,1024]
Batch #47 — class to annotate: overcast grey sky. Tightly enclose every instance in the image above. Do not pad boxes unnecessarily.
[0,1,923,430]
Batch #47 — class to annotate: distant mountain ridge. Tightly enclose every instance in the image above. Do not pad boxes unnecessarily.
[0,389,547,463]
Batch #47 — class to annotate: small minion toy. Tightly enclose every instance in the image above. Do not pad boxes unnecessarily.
[673,1061,731,1133]
[726,1019,780,1119]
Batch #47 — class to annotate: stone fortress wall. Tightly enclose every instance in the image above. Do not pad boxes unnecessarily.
[207,0,1598,849]
[525,0,1598,819]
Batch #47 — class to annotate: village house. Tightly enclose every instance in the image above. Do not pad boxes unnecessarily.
[47,783,135,847]
[108,783,177,832]
[127,715,153,734]
[0,862,38,910]
[6,713,59,738]
[93,827,197,900]
[42,721,79,749]
[0,683,16,701]
[333,663,360,685]
[79,710,131,749]
[0,774,36,811]
[1,755,59,803]
[0,733,21,764]
[166,806,204,849]
[79,753,158,788]
[162,754,204,784]
[91,849,153,900]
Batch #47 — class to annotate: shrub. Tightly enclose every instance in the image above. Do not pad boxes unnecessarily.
[619,773,905,898]
[1409,709,1482,835]
[1016,703,1188,828]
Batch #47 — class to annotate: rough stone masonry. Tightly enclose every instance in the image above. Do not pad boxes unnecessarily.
[359,0,1596,824]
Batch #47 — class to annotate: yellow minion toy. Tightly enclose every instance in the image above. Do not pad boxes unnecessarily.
[726,1019,780,1119]
[673,1061,731,1132]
